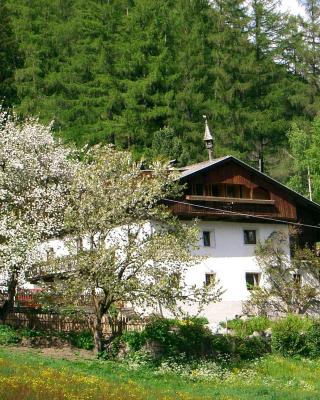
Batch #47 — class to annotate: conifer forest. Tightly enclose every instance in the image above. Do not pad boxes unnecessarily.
[2,0,320,200]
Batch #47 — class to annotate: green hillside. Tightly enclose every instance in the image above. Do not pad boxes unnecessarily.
[2,0,320,175]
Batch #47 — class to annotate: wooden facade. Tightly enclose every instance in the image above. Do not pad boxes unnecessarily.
[166,157,320,245]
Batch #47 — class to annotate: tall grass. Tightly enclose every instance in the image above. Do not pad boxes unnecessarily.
[0,347,320,400]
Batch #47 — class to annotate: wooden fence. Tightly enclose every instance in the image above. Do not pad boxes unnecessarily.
[4,310,146,337]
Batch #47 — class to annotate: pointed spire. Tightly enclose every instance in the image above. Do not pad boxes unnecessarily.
[202,115,214,161]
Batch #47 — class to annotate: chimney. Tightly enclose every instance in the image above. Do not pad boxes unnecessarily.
[203,115,214,161]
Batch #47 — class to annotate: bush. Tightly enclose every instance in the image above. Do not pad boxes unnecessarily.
[0,325,20,345]
[121,317,270,362]
[122,331,145,351]
[305,321,320,358]
[210,334,233,358]
[67,331,94,350]
[223,317,271,338]
[175,319,213,358]
[271,315,311,357]
[234,336,270,360]
[138,316,213,358]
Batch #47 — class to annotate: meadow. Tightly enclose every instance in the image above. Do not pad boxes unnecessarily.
[0,347,320,400]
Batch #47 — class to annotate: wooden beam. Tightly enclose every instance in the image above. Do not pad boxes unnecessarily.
[185,195,275,205]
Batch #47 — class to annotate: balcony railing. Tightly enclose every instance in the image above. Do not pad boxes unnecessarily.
[185,195,275,205]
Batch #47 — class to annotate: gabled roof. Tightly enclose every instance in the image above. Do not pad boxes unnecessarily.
[179,155,320,213]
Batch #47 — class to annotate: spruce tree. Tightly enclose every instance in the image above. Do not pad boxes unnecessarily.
[208,0,252,158]
[0,0,21,107]
[298,0,320,119]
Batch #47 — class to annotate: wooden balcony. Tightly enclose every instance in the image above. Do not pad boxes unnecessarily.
[185,195,275,205]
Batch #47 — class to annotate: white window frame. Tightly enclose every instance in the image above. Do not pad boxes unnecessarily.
[245,272,261,290]
[205,272,216,286]
[202,230,216,248]
[243,229,258,245]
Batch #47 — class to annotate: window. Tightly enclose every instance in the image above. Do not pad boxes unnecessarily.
[226,184,236,198]
[46,247,55,261]
[245,273,260,290]
[244,230,257,244]
[205,273,215,286]
[76,237,83,253]
[203,231,211,247]
[293,273,301,285]
[195,184,204,195]
[211,184,219,197]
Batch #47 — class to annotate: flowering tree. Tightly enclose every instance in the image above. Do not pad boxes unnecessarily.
[41,146,223,353]
[244,231,320,316]
[0,110,75,321]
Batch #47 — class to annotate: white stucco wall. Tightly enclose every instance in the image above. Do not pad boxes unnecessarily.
[181,221,290,328]
[5,220,290,328]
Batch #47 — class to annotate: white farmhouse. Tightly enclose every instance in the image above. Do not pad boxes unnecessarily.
[161,121,320,326]
[21,123,320,327]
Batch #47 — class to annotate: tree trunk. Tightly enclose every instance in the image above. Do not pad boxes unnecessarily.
[0,273,18,323]
[92,311,104,354]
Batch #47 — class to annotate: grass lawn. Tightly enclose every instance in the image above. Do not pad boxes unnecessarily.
[0,347,320,400]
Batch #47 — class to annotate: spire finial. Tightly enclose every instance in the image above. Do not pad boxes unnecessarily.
[202,115,214,161]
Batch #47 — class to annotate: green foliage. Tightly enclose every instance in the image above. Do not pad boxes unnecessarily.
[234,336,270,361]
[0,0,22,107]
[305,321,320,359]
[3,0,319,172]
[210,334,234,358]
[141,316,213,358]
[11,326,94,350]
[271,315,311,357]
[223,317,271,338]
[0,324,20,344]
[67,331,94,350]
[100,336,122,360]
[121,317,270,362]
[122,331,145,352]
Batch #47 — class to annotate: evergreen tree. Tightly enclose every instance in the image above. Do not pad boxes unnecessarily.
[169,0,213,164]
[298,0,320,118]
[287,117,320,202]
[0,0,21,107]
[113,0,177,157]
[244,0,290,167]
[208,0,252,158]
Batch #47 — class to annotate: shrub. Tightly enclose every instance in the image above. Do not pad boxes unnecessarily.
[305,321,320,358]
[122,331,145,351]
[234,336,270,360]
[175,319,213,358]
[271,315,311,357]
[67,331,94,350]
[223,317,271,338]
[0,325,20,345]
[137,316,213,358]
[100,336,122,360]
[210,334,233,358]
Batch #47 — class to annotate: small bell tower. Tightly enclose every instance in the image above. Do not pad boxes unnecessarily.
[203,115,214,161]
